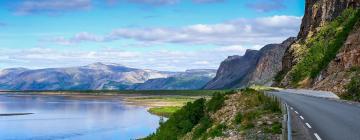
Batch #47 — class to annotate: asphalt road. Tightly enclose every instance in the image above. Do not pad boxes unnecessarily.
[271,91,360,140]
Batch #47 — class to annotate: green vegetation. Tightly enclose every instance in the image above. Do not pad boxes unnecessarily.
[7,90,224,96]
[192,115,213,139]
[264,122,282,134]
[144,89,282,139]
[207,124,226,138]
[274,70,287,84]
[148,107,181,117]
[342,67,360,101]
[206,92,226,112]
[289,8,360,86]
[237,88,281,132]
[145,98,206,140]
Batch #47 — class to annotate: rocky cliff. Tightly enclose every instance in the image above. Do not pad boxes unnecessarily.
[203,38,295,89]
[278,0,360,95]
[133,69,216,90]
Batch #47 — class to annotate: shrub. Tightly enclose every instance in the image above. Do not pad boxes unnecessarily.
[145,98,206,140]
[208,124,226,138]
[344,76,360,101]
[234,112,243,124]
[206,92,226,112]
[264,122,282,134]
[192,115,213,139]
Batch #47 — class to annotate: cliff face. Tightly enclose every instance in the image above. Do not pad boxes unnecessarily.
[298,0,360,40]
[278,0,360,94]
[313,23,360,94]
[204,38,295,89]
[203,50,260,89]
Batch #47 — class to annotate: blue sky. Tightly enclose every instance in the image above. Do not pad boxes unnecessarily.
[0,0,305,71]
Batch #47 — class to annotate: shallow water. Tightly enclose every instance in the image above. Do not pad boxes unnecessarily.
[0,94,161,140]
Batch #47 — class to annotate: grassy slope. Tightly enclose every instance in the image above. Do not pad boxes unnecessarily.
[287,8,360,87]
[144,89,283,140]
[148,106,182,118]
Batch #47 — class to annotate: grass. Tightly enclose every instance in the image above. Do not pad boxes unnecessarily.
[342,67,360,101]
[2,90,223,96]
[264,122,282,134]
[236,88,282,132]
[148,106,181,117]
[289,8,360,86]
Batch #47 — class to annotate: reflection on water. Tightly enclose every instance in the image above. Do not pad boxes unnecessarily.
[0,94,161,140]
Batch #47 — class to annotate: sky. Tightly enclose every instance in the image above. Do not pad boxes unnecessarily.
[0,0,305,71]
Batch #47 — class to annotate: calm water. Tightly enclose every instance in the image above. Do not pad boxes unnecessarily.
[0,94,161,140]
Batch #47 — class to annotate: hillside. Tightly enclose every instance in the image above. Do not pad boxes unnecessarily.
[203,38,295,89]
[144,89,283,140]
[276,0,360,98]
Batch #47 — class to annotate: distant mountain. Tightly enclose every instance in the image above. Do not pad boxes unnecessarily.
[132,69,216,90]
[0,63,216,90]
[203,38,296,89]
[0,63,171,90]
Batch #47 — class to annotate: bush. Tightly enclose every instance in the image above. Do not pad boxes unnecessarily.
[208,124,226,138]
[344,76,360,101]
[145,98,206,140]
[206,92,226,112]
[290,8,360,86]
[264,122,282,134]
[192,115,213,139]
[234,112,243,124]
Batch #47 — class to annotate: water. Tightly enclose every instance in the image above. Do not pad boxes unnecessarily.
[0,94,161,140]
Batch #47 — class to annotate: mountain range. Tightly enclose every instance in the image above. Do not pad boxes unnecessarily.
[0,63,216,90]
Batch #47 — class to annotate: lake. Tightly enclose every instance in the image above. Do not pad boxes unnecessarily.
[0,94,161,140]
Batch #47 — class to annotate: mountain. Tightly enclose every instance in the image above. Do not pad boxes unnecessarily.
[203,38,295,89]
[0,63,216,90]
[0,63,172,90]
[133,69,216,90]
[276,0,360,95]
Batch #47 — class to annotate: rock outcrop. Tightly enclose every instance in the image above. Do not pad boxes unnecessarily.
[278,0,360,94]
[203,38,295,89]
[313,23,360,94]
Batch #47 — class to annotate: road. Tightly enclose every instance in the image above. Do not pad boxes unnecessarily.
[270,91,360,140]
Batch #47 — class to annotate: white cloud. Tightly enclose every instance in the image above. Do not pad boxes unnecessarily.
[47,15,301,47]
[0,46,249,71]
[14,0,92,15]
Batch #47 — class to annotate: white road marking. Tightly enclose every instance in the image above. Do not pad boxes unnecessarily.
[306,123,312,128]
[314,133,322,140]
[300,116,304,120]
[295,111,299,114]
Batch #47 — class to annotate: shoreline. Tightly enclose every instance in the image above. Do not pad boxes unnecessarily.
[0,92,208,117]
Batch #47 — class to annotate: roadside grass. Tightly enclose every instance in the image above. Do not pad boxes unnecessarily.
[148,106,181,117]
[235,88,282,135]
[249,85,283,91]
[342,67,360,101]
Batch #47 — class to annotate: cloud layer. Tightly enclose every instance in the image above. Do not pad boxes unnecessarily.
[0,46,248,71]
[14,0,92,15]
[247,0,286,12]
[48,15,301,47]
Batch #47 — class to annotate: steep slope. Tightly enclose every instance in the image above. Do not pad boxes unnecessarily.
[133,69,216,90]
[204,38,295,89]
[0,63,171,90]
[277,0,360,95]
[203,50,260,89]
